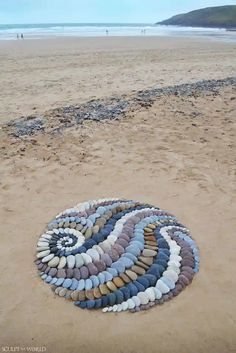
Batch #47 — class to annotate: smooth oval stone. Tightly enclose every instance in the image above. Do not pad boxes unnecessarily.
[87,263,99,276]
[107,249,119,262]
[137,292,149,305]
[126,270,138,281]
[113,244,125,255]
[99,284,110,295]
[86,300,96,309]
[181,271,193,281]
[142,249,157,257]
[120,257,134,268]
[136,277,149,289]
[98,272,106,284]
[116,238,129,248]
[55,278,64,286]
[115,290,124,304]
[100,253,112,266]
[127,298,135,309]
[57,269,66,278]
[67,255,75,269]
[103,271,113,282]
[179,274,190,286]
[156,279,170,294]
[127,283,138,297]
[58,288,67,297]
[87,249,100,261]
[48,268,57,277]
[120,286,131,301]
[77,279,85,290]
[107,281,118,292]
[113,277,125,288]
[143,274,156,286]
[131,265,145,275]
[161,276,175,290]
[80,266,89,279]
[107,268,118,277]
[101,296,109,308]
[145,287,156,301]
[70,278,79,290]
[94,260,106,272]
[42,254,54,263]
[119,273,131,284]
[88,275,98,287]
[71,290,80,301]
[85,279,93,290]
[112,304,118,312]
[81,253,92,265]
[48,256,60,268]
[75,254,84,268]
[58,256,66,269]
[37,250,50,259]
[111,261,125,274]
[73,268,81,280]
[126,245,141,257]
[163,269,178,283]
[121,301,129,311]
[133,281,145,292]
[108,293,116,306]
[66,268,74,278]
[132,295,141,307]
[45,275,52,283]
[153,287,162,299]
[63,278,72,288]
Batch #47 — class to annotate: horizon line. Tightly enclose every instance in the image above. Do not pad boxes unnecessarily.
[0,21,158,26]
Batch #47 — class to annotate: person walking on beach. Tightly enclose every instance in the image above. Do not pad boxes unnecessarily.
[16,33,19,39]
[21,33,24,39]
[106,29,109,36]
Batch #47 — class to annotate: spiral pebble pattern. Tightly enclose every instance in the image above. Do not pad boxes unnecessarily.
[35,198,199,312]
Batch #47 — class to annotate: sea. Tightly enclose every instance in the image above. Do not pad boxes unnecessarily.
[0,23,236,42]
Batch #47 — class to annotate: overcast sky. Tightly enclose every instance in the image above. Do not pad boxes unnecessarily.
[0,0,236,24]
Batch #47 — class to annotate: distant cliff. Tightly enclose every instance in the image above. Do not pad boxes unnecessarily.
[157,5,236,29]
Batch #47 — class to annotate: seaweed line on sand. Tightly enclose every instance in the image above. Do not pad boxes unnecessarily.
[3,76,236,138]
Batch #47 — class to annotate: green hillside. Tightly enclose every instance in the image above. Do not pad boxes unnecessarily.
[157,5,236,28]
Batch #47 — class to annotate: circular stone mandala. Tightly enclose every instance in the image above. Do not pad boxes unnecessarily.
[35,198,199,312]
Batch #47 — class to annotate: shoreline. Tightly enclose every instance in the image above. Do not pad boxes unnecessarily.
[1,33,236,43]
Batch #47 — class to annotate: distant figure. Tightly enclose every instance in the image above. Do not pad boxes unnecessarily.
[143,29,146,35]
[17,33,19,39]
[21,33,24,39]
[106,29,109,36]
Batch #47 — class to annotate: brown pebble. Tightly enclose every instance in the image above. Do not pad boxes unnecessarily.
[78,291,86,301]
[99,284,110,295]
[125,270,138,281]
[71,291,80,301]
[135,260,149,270]
[131,265,145,275]
[85,290,95,300]
[139,256,153,266]
[106,281,118,292]
[119,273,131,284]
[93,287,102,299]
[113,277,125,288]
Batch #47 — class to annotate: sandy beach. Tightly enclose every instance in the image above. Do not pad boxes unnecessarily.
[0,36,236,353]
[0,36,236,121]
